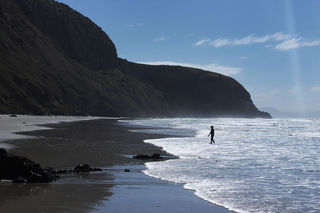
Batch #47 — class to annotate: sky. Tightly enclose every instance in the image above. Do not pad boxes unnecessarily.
[57,0,320,113]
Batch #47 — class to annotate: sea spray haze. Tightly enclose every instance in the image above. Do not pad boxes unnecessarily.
[120,118,320,213]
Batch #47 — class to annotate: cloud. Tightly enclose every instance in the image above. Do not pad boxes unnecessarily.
[210,38,231,47]
[309,86,320,93]
[274,38,301,51]
[152,36,168,42]
[233,34,257,45]
[194,32,291,47]
[229,32,292,45]
[270,32,292,41]
[232,32,290,45]
[193,39,210,46]
[194,32,320,51]
[138,61,243,76]
[274,38,320,51]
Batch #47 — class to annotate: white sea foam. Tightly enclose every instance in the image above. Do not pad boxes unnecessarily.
[120,118,320,213]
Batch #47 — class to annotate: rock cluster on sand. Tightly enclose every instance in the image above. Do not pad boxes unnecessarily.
[74,164,102,173]
[0,148,58,183]
[0,149,102,183]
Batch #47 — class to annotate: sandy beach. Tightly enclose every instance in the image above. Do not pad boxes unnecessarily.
[0,116,232,213]
[0,115,105,150]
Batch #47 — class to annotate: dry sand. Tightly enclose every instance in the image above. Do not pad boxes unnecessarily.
[0,114,105,150]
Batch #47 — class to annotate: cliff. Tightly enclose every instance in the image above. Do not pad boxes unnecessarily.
[0,0,270,118]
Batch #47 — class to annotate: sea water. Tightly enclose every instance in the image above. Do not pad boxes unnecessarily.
[119,118,320,213]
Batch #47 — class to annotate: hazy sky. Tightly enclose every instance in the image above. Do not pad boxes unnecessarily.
[57,0,320,113]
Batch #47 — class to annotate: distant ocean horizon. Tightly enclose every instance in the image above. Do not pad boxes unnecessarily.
[120,118,320,213]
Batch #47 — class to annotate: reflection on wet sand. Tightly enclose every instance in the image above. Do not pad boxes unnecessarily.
[0,119,168,212]
[0,175,113,212]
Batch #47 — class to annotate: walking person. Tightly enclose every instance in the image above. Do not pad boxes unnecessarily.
[208,126,215,144]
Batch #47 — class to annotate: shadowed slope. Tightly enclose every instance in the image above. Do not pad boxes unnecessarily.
[121,61,269,117]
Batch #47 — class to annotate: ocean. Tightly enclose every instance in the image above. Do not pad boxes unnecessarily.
[120,118,320,213]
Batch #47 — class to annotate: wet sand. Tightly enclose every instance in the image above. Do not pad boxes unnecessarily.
[0,118,232,213]
[94,164,232,213]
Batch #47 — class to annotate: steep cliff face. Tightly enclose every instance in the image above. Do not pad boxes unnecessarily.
[0,0,168,116]
[120,61,269,117]
[17,0,118,70]
[0,0,270,118]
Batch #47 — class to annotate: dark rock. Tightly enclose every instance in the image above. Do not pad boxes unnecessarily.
[133,153,163,160]
[74,164,91,173]
[74,164,102,173]
[0,149,103,183]
[9,114,17,117]
[90,167,102,172]
[13,177,27,183]
[43,167,55,173]
[124,169,130,172]
[0,149,58,183]
[43,167,60,180]
[0,148,8,157]
[55,169,70,174]
[133,154,150,159]
[151,153,161,159]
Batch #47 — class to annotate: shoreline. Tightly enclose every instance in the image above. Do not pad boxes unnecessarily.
[93,164,232,213]
[0,117,233,213]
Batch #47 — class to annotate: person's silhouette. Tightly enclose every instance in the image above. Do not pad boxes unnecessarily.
[208,126,215,144]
